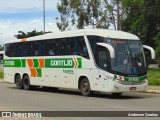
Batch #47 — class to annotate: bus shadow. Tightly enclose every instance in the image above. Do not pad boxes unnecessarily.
[9,86,157,100]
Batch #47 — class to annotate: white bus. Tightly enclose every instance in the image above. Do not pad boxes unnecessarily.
[4,29,155,96]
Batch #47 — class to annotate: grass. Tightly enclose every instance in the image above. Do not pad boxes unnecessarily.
[0,71,3,78]
[148,69,160,86]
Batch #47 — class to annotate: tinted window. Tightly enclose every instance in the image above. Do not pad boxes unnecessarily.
[5,43,12,57]
[0,54,3,60]
[44,36,89,59]
[72,37,89,59]
[5,36,89,59]
[88,36,110,70]
[44,40,57,56]
[19,41,42,57]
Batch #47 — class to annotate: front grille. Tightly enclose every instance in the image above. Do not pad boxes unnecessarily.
[119,81,146,85]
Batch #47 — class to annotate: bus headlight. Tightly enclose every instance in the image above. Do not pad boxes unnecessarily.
[113,79,122,83]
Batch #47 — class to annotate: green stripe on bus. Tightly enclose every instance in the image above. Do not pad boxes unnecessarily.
[45,58,82,68]
[36,68,42,77]
[3,59,26,67]
[114,74,147,81]
[124,75,147,81]
[21,59,26,67]
[4,58,82,68]
[77,58,82,68]
[33,59,39,68]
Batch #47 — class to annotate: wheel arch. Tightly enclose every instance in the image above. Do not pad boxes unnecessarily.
[22,73,29,79]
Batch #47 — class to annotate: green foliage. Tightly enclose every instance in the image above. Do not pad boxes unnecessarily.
[57,0,103,30]
[56,0,126,31]
[154,33,160,60]
[148,69,160,85]
[0,71,3,78]
[0,45,4,51]
[122,0,160,48]
[148,80,160,86]
[122,0,160,64]
[155,46,160,60]
[15,30,52,39]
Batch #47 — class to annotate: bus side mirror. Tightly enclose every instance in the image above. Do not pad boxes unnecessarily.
[143,45,155,59]
[96,43,115,58]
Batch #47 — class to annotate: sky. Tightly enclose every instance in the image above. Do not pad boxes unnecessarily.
[0,0,60,45]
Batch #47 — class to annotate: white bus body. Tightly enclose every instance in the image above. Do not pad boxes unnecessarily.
[3,29,155,96]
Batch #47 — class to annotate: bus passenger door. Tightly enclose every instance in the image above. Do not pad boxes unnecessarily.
[94,46,110,91]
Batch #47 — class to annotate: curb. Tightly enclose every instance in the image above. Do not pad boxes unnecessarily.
[146,90,160,94]
[0,80,5,83]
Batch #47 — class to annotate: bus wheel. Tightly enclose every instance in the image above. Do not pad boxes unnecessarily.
[15,75,23,89]
[23,75,31,90]
[80,78,92,96]
[112,93,122,97]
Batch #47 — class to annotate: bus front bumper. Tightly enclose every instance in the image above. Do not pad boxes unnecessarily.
[110,80,148,93]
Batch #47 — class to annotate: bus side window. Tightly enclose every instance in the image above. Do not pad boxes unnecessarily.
[55,40,60,55]
[44,40,56,56]
[73,37,89,59]
[5,43,12,57]
[65,38,73,55]
[19,43,26,57]
[12,43,20,57]
[19,42,31,57]
[73,37,79,55]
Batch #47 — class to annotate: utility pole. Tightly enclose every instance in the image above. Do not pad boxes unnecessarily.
[43,0,46,33]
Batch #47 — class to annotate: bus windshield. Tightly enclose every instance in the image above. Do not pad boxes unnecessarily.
[106,39,146,76]
[88,36,147,76]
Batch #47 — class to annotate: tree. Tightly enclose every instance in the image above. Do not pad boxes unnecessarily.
[122,0,160,47]
[154,33,160,60]
[0,45,3,51]
[105,0,127,30]
[15,30,51,39]
[122,0,160,64]
[56,0,126,31]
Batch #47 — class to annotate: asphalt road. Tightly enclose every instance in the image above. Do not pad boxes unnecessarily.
[0,83,160,120]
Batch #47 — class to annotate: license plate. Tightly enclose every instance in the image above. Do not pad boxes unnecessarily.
[130,87,136,90]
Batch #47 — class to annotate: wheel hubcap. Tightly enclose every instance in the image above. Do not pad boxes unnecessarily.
[24,78,29,86]
[83,83,89,92]
[16,78,20,86]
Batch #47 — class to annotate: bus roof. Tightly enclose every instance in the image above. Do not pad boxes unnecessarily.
[5,29,139,44]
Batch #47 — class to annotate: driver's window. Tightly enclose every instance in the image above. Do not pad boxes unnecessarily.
[97,47,109,71]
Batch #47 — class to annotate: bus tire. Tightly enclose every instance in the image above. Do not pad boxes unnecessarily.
[80,78,92,96]
[23,75,31,90]
[15,74,23,89]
